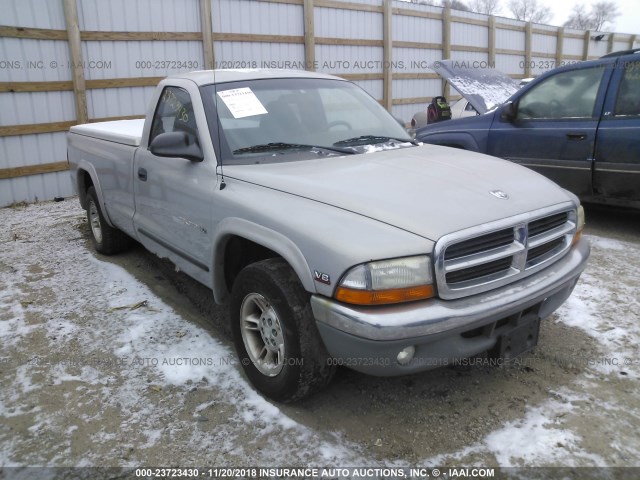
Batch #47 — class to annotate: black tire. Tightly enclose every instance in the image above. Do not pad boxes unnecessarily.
[230,258,336,402]
[86,186,132,255]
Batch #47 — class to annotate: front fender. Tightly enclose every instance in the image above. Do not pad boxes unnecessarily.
[211,217,315,303]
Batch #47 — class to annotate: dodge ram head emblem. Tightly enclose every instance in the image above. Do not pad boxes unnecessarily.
[489,190,509,199]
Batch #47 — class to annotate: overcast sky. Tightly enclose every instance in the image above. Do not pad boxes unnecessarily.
[415,0,640,35]
[541,0,639,34]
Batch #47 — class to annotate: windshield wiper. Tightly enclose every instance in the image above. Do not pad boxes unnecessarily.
[233,142,355,155]
[333,135,418,147]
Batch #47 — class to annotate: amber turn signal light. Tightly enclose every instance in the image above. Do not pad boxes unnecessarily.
[335,284,434,306]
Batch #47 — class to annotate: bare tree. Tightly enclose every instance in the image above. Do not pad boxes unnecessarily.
[565,1,619,30]
[441,0,470,11]
[590,1,619,30]
[508,0,552,23]
[564,5,593,29]
[469,0,501,15]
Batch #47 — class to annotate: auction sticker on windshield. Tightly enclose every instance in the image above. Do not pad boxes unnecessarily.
[217,87,268,118]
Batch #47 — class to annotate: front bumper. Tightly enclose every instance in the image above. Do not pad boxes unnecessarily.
[311,238,590,376]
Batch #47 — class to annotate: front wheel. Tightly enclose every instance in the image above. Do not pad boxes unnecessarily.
[230,258,335,402]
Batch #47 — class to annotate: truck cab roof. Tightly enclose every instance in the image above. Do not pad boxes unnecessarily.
[167,69,345,86]
[601,48,640,59]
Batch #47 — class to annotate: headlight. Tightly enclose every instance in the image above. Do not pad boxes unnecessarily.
[572,205,585,246]
[335,256,434,305]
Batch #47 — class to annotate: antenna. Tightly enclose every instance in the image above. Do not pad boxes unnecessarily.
[215,76,226,191]
[214,73,227,190]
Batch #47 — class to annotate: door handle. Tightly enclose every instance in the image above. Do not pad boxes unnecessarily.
[138,167,147,181]
[566,133,587,141]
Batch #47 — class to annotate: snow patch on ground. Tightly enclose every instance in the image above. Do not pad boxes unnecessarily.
[0,201,369,467]
[484,394,607,467]
[556,235,640,378]
[425,390,611,467]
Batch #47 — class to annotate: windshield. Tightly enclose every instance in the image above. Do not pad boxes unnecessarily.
[201,77,413,163]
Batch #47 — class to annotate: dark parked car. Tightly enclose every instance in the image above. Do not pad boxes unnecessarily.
[416,51,640,209]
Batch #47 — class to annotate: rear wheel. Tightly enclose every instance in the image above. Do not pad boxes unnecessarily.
[230,258,335,402]
[86,186,132,255]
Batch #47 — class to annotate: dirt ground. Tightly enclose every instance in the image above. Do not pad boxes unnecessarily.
[1,200,639,473]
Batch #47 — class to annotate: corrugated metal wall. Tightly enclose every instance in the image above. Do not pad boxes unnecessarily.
[213,0,305,67]
[1,0,74,206]
[1,0,637,207]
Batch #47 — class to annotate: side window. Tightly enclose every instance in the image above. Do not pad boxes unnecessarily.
[517,66,605,120]
[149,87,199,144]
[614,60,640,117]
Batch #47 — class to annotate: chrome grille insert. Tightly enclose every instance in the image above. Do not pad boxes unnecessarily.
[444,227,514,260]
[434,204,577,300]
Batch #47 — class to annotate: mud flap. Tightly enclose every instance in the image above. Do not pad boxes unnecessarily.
[489,316,541,361]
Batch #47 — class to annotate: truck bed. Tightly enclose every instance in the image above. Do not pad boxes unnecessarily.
[69,119,145,146]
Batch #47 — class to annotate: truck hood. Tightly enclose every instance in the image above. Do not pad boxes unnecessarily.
[224,145,574,241]
[432,60,519,114]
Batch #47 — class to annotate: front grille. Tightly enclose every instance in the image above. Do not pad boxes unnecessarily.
[445,228,514,260]
[528,212,568,237]
[434,206,577,299]
[527,237,564,262]
[446,256,513,284]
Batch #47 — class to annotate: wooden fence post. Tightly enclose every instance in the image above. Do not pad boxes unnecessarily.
[607,33,614,54]
[383,0,392,111]
[583,30,590,60]
[303,0,315,71]
[488,16,496,67]
[442,6,451,99]
[555,26,564,67]
[200,0,215,69]
[524,21,532,78]
[62,0,88,125]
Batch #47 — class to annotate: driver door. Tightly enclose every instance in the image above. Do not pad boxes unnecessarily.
[487,62,613,197]
[134,85,216,286]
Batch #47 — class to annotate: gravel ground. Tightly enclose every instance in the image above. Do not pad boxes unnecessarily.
[0,200,639,474]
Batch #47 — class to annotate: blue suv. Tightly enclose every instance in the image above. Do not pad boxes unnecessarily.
[416,50,640,209]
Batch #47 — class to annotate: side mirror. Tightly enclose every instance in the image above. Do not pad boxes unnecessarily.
[500,101,517,122]
[149,131,204,162]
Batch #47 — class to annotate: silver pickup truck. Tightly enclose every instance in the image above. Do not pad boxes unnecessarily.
[68,69,590,402]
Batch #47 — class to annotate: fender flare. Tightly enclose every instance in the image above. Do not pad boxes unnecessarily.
[211,217,315,303]
[75,160,116,228]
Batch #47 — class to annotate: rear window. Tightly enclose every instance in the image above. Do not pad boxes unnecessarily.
[614,60,640,117]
